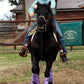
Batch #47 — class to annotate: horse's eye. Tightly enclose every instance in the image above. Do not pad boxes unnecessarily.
[37,10,40,13]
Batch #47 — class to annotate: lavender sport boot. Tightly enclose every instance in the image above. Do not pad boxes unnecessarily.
[44,78,49,84]
[31,73,40,84]
[49,69,53,83]
[44,69,53,84]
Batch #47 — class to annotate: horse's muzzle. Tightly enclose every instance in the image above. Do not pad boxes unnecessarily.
[38,25,47,32]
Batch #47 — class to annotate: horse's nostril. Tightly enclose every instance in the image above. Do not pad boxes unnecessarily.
[39,21,44,27]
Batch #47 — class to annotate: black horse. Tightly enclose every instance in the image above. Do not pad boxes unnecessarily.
[29,2,59,84]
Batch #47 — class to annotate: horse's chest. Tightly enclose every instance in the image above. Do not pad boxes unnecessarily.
[32,34,57,53]
[31,33,58,60]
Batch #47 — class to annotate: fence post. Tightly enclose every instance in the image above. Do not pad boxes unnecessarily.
[12,22,16,50]
[70,46,73,51]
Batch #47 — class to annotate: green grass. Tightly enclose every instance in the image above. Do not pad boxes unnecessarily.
[0,53,32,82]
[0,54,31,69]
[54,50,84,72]
[0,49,84,82]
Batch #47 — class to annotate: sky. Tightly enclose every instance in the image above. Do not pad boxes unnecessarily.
[0,0,16,20]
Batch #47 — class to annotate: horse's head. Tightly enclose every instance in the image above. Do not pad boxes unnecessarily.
[35,1,51,32]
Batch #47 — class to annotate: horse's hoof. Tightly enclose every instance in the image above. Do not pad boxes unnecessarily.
[48,82,53,84]
[31,81,36,84]
[31,81,40,84]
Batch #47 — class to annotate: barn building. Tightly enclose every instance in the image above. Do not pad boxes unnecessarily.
[10,0,84,46]
[10,0,84,21]
[56,0,84,22]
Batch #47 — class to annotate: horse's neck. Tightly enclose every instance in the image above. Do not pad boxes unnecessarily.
[47,20,53,34]
[36,32,50,40]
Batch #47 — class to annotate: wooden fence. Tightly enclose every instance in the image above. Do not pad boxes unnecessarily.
[0,18,84,53]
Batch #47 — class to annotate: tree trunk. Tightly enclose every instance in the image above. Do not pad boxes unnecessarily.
[22,0,29,20]
[55,0,57,16]
[25,0,29,20]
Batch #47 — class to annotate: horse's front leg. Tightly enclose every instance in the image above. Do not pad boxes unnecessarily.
[31,55,40,84]
[44,61,53,84]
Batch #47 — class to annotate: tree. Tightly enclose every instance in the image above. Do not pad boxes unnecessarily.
[9,0,22,6]
[9,0,23,20]
[55,0,57,8]
[22,0,29,20]
[55,0,58,16]
[9,0,29,20]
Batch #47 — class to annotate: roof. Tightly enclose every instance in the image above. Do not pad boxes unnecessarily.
[10,0,34,13]
[10,4,23,13]
[57,0,84,9]
[10,0,84,13]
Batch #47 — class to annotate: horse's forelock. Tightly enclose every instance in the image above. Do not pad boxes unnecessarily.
[36,1,51,12]
[36,1,52,32]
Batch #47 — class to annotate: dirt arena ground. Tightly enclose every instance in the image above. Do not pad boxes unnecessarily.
[0,67,84,84]
[0,51,84,84]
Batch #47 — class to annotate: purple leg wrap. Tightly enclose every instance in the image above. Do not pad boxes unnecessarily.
[49,69,53,82]
[44,78,49,84]
[31,73,40,84]
[44,69,53,84]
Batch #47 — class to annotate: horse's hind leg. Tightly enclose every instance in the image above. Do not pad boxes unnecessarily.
[31,56,40,84]
[44,61,53,84]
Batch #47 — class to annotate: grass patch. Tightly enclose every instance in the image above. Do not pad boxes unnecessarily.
[53,50,84,72]
[0,49,84,82]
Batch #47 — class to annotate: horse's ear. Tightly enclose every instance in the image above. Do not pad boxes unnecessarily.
[47,1,51,13]
[47,1,51,9]
[48,1,51,6]
[37,1,40,6]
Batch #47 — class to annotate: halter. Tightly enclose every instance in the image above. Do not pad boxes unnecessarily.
[39,16,47,23]
[38,15,48,31]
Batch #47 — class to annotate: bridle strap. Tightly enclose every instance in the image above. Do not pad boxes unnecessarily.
[38,15,48,31]
[38,16,47,23]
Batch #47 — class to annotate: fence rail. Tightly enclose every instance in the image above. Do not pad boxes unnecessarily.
[0,18,84,53]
